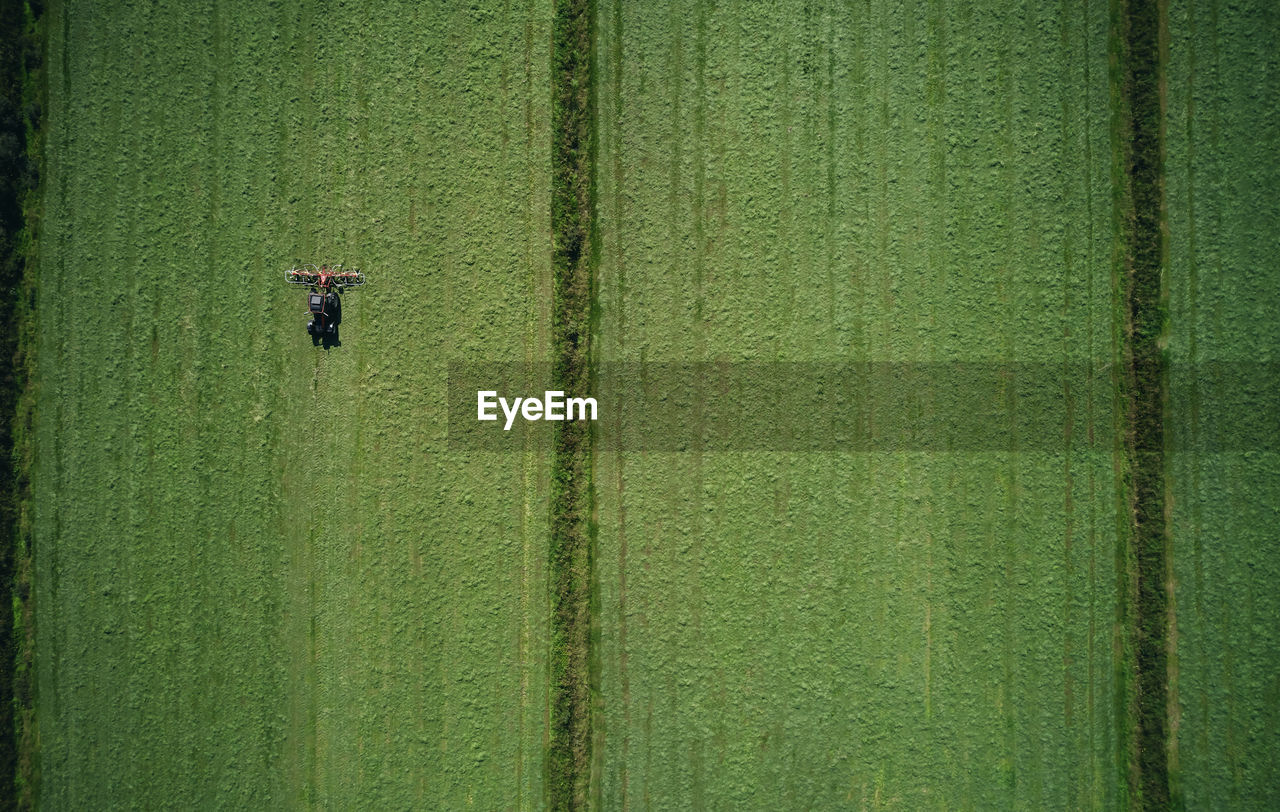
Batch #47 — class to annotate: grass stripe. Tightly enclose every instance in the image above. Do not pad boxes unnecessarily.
[1,0,44,806]
[1111,0,1171,806]
[549,0,596,808]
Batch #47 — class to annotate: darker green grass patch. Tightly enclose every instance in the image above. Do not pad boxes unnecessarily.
[0,0,43,807]
[1112,0,1171,807]
[548,0,596,808]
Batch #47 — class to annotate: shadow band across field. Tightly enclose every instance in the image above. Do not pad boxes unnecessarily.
[449,362,1278,453]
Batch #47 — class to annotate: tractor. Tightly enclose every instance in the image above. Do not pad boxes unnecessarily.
[285,263,366,343]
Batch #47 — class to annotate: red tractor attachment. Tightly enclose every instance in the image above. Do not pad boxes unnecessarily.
[285,263,366,289]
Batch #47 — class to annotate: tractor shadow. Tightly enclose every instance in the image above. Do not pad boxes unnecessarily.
[313,326,342,349]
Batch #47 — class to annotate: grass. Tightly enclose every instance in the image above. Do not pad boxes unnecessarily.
[594,0,1121,806]
[29,1,553,806]
[0,0,44,806]
[548,0,597,808]
[10,0,1280,808]
[1165,0,1280,807]
[1111,0,1170,805]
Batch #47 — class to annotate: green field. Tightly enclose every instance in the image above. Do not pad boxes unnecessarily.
[1166,0,1280,806]
[593,0,1122,807]
[14,0,1280,808]
[33,1,553,806]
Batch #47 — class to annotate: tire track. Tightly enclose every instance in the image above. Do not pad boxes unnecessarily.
[597,0,631,805]
[517,0,549,802]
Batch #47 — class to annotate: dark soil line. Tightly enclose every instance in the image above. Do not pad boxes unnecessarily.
[1113,0,1171,807]
[0,0,43,808]
[547,0,596,808]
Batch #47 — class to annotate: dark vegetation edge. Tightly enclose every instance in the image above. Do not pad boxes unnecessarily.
[1113,0,1172,807]
[547,0,595,808]
[0,0,42,809]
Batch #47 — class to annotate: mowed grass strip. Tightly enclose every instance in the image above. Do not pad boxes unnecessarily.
[34,1,552,807]
[594,0,1121,807]
[1165,0,1280,806]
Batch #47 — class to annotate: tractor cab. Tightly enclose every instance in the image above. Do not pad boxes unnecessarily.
[306,290,340,337]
